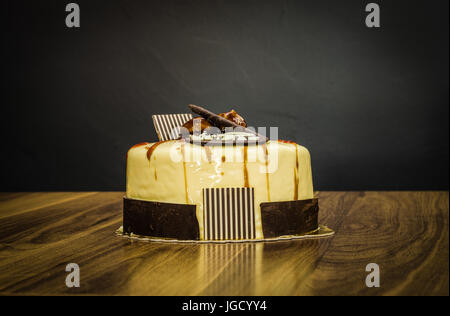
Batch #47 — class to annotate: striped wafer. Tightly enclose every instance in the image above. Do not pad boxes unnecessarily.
[152,113,193,141]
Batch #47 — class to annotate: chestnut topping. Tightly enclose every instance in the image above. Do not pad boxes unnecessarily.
[218,110,247,129]
[181,117,213,134]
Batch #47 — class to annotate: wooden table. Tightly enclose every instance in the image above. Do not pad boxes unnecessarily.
[0,191,448,296]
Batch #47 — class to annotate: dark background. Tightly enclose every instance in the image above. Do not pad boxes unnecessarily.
[1,0,448,191]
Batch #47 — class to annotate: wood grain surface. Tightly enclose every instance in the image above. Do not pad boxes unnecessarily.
[0,191,448,296]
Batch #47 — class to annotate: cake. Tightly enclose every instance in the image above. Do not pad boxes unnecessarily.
[122,104,327,242]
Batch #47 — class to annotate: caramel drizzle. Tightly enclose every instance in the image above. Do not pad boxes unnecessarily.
[243,146,249,187]
[146,140,172,161]
[263,144,271,201]
[180,142,189,204]
[294,145,299,200]
[146,140,188,199]
[277,139,296,144]
[130,142,150,150]
[146,140,172,184]
[126,142,150,159]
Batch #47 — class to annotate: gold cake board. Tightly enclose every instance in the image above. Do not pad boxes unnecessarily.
[116,225,334,244]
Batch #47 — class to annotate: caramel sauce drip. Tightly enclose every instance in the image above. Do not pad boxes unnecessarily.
[126,142,150,159]
[243,146,249,187]
[147,140,189,203]
[221,155,226,162]
[180,143,189,204]
[278,140,300,200]
[130,142,150,150]
[146,140,172,161]
[294,145,299,200]
[278,139,296,144]
[145,140,172,183]
[263,144,271,201]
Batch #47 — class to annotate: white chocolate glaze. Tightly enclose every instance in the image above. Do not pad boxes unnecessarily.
[126,140,314,240]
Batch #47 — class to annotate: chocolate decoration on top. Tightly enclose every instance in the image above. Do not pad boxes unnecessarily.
[152,113,193,141]
[181,117,213,134]
[182,111,246,135]
[189,104,237,129]
[218,110,247,131]
[188,104,268,141]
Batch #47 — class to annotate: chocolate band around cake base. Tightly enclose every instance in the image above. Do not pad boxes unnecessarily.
[123,198,200,240]
[260,198,319,238]
[123,197,320,241]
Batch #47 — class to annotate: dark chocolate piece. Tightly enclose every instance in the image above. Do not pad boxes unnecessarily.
[123,196,320,241]
[123,197,199,240]
[260,198,319,238]
[189,104,238,129]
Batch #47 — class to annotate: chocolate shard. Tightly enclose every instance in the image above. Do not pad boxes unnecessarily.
[123,197,200,240]
[260,198,319,238]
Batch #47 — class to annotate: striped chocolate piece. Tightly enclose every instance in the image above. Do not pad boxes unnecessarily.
[152,113,193,141]
[202,187,256,241]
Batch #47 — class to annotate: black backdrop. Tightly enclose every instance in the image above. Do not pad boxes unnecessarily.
[1,0,448,191]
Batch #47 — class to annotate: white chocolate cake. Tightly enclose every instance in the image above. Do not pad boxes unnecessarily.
[122,105,321,242]
[126,138,314,240]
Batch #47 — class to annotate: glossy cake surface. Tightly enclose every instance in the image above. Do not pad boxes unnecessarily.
[126,140,314,240]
